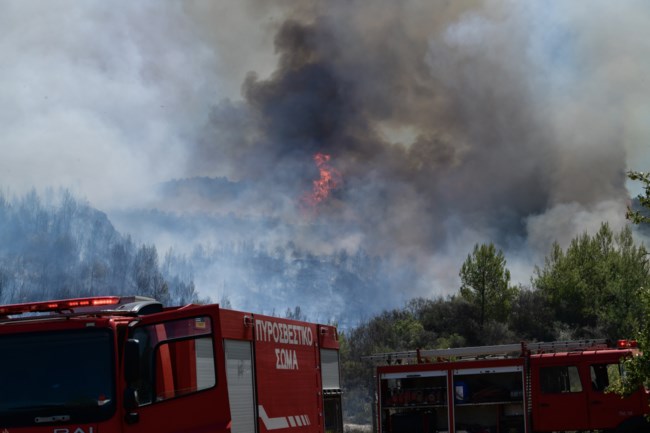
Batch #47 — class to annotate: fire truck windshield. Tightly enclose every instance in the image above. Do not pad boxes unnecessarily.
[0,328,115,427]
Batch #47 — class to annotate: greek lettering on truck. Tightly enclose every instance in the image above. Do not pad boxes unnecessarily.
[0,295,343,433]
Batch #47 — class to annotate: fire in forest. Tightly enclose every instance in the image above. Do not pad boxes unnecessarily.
[300,152,342,211]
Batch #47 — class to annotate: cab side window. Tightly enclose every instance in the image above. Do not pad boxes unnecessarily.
[590,363,621,392]
[131,316,216,405]
[540,366,583,393]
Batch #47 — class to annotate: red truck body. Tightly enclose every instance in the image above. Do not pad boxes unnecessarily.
[0,296,343,433]
[369,340,650,433]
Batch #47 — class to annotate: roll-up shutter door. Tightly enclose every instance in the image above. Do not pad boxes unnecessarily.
[225,339,256,433]
[320,349,340,390]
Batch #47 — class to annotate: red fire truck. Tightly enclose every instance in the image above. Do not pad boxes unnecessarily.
[367,340,650,433]
[0,295,343,433]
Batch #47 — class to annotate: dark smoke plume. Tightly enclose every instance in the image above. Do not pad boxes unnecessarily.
[190,0,642,293]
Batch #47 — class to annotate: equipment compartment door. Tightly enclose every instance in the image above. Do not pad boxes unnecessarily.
[452,365,526,433]
[225,339,257,433]
[321,348,343,433]
[323,393,343,433]
[379,370,449,433]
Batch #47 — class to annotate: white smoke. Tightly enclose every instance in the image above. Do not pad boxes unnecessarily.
[0,1,219,208]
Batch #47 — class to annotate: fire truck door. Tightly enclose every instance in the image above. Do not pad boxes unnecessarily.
[533,364,589,431]
[122,308,230,433]
[586,362,640,429]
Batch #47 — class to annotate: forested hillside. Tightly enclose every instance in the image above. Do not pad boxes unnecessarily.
[0,189,199,306]
[0,189,402,327]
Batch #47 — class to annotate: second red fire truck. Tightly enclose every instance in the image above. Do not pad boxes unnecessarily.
[0,295,343,433]
[367,339,650,433]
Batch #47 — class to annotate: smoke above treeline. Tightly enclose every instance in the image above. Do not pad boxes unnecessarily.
[3,1,650,307]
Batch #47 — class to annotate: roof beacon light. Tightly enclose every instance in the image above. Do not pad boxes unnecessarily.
[617,339,639,349]
[0,296,121,316]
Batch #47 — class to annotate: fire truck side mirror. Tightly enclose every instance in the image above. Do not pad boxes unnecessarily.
[124,338,141,384]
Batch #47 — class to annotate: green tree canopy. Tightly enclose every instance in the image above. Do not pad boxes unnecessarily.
[612,171,650,397]
[459,243,516,328]
[627,171,650,224]
[534,222,648,339]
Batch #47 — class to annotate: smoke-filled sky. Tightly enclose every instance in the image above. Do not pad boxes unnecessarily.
[3,0,650,300]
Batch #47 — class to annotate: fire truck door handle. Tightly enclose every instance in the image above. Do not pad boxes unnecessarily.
[125,412,140,424]
[124,387,140,424]
[540,403,550,407]
[591,400,603,405]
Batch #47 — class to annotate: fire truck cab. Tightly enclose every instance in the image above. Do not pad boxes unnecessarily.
[0,296,343,433]
[368,340,650,433]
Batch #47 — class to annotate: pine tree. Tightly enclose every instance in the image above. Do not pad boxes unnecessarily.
[459,243,516,328]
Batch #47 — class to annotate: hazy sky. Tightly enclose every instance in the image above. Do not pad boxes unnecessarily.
[3,0,650,296]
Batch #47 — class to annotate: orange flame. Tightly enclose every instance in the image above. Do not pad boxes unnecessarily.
[301,152,342,210]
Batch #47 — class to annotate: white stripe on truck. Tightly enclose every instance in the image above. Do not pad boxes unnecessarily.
[258,405,311,430]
